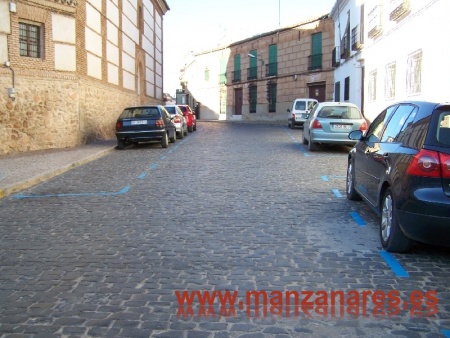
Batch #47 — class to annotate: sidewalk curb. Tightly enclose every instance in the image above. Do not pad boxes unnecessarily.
[0,146,116,199]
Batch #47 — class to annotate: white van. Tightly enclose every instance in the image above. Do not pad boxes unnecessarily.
[287,98,318,128]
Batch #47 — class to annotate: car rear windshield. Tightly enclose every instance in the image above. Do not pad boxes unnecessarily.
[295,101,306,110]
[437,110,450,146]
[318,106,362,119]
[165,106,176,114]
[178,106,187,113]
[119,107,160,119]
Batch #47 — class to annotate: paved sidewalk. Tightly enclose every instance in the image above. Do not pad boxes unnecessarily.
[0,139,117,199]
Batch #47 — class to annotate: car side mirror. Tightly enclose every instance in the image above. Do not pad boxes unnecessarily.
[348,130,364,140]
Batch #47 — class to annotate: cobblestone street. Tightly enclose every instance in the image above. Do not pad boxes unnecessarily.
[1,122,450,337]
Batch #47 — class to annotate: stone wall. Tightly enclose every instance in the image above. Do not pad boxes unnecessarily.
[0,68,155,155]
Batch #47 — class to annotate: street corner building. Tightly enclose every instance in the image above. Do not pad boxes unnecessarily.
[0,0,169,155]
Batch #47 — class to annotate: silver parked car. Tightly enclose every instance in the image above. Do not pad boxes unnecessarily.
[164,105,188,139]
[302,102,368,151]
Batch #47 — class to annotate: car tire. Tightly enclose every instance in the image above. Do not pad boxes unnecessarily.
[193,123,197,131]
[117,140,125,150]
[307,136,318,151]
[161,132,169,148]
[188,125,193,133]
[380,188,413,253]
[169,130,176,143]
[346,161,362,201]
[178,129,184,139]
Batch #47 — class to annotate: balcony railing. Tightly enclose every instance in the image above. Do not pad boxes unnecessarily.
[247,66,258,80]
[368,4,383,38]
[232,70,241,83]
[308,54,322,71]
[266,62,277,77]
[390,0,410,21]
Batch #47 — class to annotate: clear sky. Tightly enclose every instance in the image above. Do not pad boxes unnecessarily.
[162,0,337,96]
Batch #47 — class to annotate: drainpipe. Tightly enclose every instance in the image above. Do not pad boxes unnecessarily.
[4,61,15,101]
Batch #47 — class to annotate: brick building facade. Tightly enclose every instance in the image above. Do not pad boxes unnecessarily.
[0,0,169,155]
[179,15,335,122]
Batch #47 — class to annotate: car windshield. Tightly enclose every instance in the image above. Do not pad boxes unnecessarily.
[178,106,187,113]
[119,107,160,119]
[165,106,176,114]
[437,111,450,146]
[317,106,362,119]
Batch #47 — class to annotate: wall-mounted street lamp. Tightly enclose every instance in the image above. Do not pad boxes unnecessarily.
[248,53,264,79]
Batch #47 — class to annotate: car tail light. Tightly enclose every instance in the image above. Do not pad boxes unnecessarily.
[156,119,164,127]
[406,149,441,178]
[116,121,122,129]
[173,116,181,123]
[311,119,322,129]
[439,153,450,178]
[359,121,368,131]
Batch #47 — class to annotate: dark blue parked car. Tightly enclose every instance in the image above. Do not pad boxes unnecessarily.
[346,101,450,252]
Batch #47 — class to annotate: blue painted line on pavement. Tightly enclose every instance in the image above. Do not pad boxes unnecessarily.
[168,149,174,154]
[137,172,146,180]
[13,186,131,199]
[350,211,366,226]
[379,251,409,278]
[331,188,343,198]
[160,155,166,160]
[441,329,450,338]
[321,175,329,182]
[150,163,158,170]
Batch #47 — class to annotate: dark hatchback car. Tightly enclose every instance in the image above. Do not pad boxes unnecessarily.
[115,105,176,149]
[346,101,450,252]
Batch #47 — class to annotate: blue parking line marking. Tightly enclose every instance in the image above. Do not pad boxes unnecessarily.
[160,155,166,160]
[331,188,343,198]
[379,251,409,278]
[13,186,130,199]
[137,172,146,179]
[150,163,158,169]
[441,329,450,338]
[168,149,174,154]
[350,211,366,226]
[321,175,329,182]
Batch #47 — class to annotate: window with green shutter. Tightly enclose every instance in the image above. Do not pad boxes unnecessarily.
[310,32,322,70]
[248,50,258,80]
[233,54,241,82]
[219,58,227,84]
[268,45,277,76]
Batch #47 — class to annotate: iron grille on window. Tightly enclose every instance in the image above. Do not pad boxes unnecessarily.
[266,62,277,77]
[351,25,363,51]
[308,54,322,71]
[232,70,241,83]
[248,85,257,113]
[267,83,277,112]
[247,66,258,80]
[368,70,377,102]
[406,50,422,95]
[332,47,340,67]
[19,22,41,58]
[385,62,396,99]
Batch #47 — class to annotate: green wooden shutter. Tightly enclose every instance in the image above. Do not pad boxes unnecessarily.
[268,44,277,76]
[311,33,322,70]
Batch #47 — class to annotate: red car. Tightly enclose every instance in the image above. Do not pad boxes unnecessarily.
[177,105,197,132]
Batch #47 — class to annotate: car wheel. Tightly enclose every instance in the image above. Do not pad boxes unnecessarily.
[178,129,184,139]
[380,188,413,253]
[161,132,169,148]
[346,161,362,201]
[307,135,318,151]
[117,140,125,150]
[188,125,193,132]
[193,123,197,131]
[169,130,176,143]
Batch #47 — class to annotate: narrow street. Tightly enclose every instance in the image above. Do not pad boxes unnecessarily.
[1,122,449,337]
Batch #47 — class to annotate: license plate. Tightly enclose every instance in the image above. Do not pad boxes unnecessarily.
[131,120,147,125]
[333,124,351,130]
